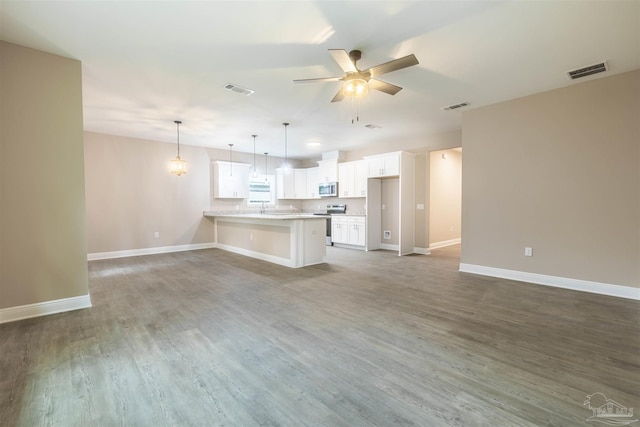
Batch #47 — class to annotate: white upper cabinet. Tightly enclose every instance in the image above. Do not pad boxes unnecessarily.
[317,158,338,183]
[213,161,251,198]
[338,162,354,197]
[277,168,313,199]
[306,167,320,199]
[338,160,368,198]
[354,160,368,197]
[366,152,400,177]
[276,168,296,199]
[294,169,307,199]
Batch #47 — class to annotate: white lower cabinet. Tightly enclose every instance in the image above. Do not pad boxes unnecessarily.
[332,216,366,247]
[331,216,348,244]
[348,216,366,247]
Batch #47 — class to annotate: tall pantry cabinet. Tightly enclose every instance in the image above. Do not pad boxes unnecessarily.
[364,151,415,256]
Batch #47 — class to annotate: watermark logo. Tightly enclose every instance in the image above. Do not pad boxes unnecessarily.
[584,392,638,426]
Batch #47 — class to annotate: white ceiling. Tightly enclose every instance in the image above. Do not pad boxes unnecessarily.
[2,1,639,159]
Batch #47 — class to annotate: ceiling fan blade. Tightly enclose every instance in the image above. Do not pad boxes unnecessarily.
[329,49,357,73]
[330,88,345,103]
[368,79,403,96]
[365,54,419,78]
[293,77,342,84]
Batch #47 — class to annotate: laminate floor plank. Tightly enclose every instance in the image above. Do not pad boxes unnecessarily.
[1,245,638,426]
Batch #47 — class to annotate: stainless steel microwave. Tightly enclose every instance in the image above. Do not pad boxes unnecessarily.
[319,182,338,197]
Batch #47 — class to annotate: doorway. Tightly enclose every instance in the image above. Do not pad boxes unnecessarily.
[428,148,462,251]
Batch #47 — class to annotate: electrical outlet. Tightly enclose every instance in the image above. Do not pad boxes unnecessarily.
[524,247,533,257]
[154,232,159,238]
[383,230,391,239]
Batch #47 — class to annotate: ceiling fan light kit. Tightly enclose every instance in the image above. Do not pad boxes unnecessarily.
[343,75,368,97]
[294,49,419,103]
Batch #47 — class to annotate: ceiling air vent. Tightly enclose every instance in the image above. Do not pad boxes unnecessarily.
[442,102,469,111]
[567,61,608,80]
[223,83,255,96]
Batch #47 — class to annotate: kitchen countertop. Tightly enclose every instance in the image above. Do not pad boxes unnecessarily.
[203,211,329,220]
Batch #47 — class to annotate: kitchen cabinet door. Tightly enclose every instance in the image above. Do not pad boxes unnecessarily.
[338,162,354,198]
[331,217,348,244]
[367,153,400,177]
[353,160,368,197]
[213,161,251,198]
[306,167,320,199]
[294,169,307,199]
[317,158,338,182]
[348,216,366,246]
[276,168,296,199]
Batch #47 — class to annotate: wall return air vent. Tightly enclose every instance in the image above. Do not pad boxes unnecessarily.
[223,83,255,96]
[567,61,608,80]
[441,102,469,111]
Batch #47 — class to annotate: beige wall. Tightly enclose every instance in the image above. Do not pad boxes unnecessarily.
[462,70,639,288]
[414,153,428,249]
[381,178,400,246]
[217,221,290,258]
[84,132,300,254]
[429,149,462,245]
[1,42,89,309]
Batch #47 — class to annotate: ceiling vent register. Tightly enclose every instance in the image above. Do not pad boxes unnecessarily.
[442,102,469,111]
[224,83,255,96]
[567,61,608,80]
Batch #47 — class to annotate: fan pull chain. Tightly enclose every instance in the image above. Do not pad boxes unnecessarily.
[350,96,360,124]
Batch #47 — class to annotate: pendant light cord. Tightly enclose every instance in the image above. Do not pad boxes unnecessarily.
[264,152,269,182]
[252,135,257,174]
[174,120,182,157]
[283,122,289,167]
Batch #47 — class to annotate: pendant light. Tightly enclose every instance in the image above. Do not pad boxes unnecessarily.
[282,122,290,173]
[170,120,187,176]
[251,135,258,178]
[228,143,234,179]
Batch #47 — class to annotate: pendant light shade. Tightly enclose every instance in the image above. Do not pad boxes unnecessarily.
[170,120,187,176]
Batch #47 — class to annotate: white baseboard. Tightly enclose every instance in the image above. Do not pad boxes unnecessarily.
[430,238,461,250]
[459,263,640,300]
[0,294,92,324]
[380,243,400,251]
[214,242,299,268]
[88,242,216,261]
[413,247,431,255]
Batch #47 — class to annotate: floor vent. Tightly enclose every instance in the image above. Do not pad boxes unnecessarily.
[224,83,255,96]
[442,101,469,111]
[567,61,608,80]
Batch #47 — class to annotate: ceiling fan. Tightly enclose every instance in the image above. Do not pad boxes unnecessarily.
[294,49,419,102]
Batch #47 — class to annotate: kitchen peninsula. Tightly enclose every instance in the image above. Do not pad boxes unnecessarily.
[203,212,327,268]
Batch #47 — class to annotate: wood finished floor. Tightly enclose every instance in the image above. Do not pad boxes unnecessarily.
[1,246,638,426]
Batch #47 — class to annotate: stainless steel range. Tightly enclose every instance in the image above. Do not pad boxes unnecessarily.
[314,204,346,245]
